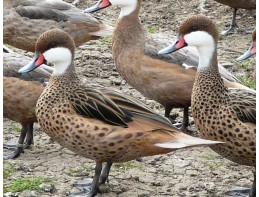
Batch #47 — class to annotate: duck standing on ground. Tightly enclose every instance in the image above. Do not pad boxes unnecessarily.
[3,0,113,52]
[213,0,256,35]
[84,0,250,132]
[159,14,256,197]
[3,77,45,159]
[19,28,222,197]
[3,47,52,159]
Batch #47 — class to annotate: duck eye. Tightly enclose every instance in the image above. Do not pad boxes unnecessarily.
[192,26,197,31]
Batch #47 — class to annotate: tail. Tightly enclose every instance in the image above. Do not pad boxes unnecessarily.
[155,132,223,149]
[90,23,114,37]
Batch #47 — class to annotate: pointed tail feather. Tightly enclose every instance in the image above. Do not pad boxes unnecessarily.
[155,134,224,149]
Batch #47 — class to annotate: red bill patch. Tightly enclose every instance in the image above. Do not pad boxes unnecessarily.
[100,0,111,8]
[35,54,45,66]
[176,38,186,49]
[251,42,256,54]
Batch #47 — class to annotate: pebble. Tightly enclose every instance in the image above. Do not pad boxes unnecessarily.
[39,183,56,193]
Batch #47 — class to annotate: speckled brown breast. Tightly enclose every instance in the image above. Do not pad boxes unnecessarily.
[192,71,256,167]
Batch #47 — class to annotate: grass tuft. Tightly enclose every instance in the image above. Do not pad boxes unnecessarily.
[235,73,256,90]
[4,177,52,193]
[114,161,143,171]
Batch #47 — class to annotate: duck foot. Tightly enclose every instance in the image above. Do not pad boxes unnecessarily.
[3,123,34,159]
[224,187,252,197]
[221,25,238,36]
[68,188,94,197]
[70,162,106,197]
[3,145,24,160]
[73,178,93,188]
[221,8,238,36]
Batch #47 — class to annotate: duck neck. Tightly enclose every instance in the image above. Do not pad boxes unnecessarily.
[194,44,227,97]
[112,1,145,62]
[49,62,79,89]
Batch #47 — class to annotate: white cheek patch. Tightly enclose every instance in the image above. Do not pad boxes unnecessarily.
[109,0,137,19]
[184,31,215,70]
[43,47,72,76]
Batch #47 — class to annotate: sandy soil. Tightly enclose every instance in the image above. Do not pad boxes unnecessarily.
[3,0,256,196]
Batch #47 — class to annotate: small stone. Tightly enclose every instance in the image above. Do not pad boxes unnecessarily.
[3,192,19,197]
[109,76,122,85]
[39,183,56,193]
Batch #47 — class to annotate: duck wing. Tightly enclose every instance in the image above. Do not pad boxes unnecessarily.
[71,87,172,128]
[12,0,100,24]
[229,89,256,124]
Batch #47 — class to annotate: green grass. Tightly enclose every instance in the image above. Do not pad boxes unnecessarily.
[4,177,52,193]
[235,73,256,90]
[8,123,21,132]
[234,60,254,69]
[207,162,224,171]
[114,161,143,171]
[3,161,17,179]
[100,36,112,45]
[147,27,158,33]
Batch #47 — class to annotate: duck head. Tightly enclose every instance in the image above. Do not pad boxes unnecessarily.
[237,28,256,61]
[85,0,139,18]
[159,14,218,55]
[19,29,76,76]
[158,15,219,69]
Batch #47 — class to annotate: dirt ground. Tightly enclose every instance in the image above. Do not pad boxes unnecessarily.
[3,0,256,196]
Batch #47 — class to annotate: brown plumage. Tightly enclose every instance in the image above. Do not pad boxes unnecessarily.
[19,28,221,197]
[159,14,256,197]
[3,0,113,52]
[3,77,44,159]
[85,0,251,132]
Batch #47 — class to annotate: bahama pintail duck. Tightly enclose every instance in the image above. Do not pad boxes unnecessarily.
[3,76,45,159]
[159,14,256,197]
[213,0,255,35]
[18,28,222,197]
[237,28,256,61]
[85,0,251,132]
[3,0,113,52]
[3,47,52,159]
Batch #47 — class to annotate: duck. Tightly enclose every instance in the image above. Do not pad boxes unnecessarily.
[3,76,45,159]
[3,47,52,159]
[213,0,256,35]
[158,14,256,197]
[18,28,222,197]
[237,28,256,61]
[84,0,252,132]
[3,0,113,52]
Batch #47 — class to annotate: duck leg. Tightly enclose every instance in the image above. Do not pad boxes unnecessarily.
[23,123,34,148]
[221,8,238,35]
[180,107,190,132]
[99,162,113,184]
[164,106,178,125]
[70,162,102,197]
[249,171,256,197]
[3,124,28,159]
